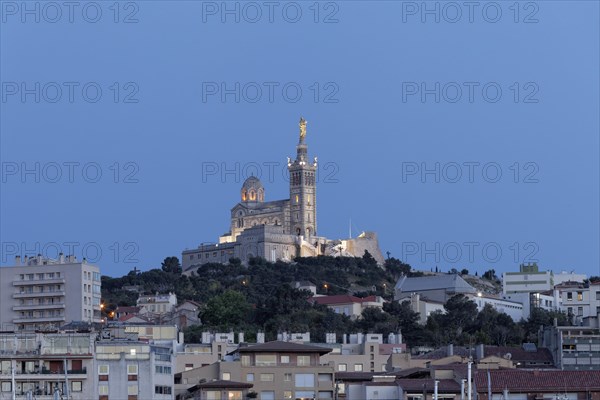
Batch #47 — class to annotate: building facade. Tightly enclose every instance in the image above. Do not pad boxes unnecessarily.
[0,255,102,330]
[502,263,554,294]
[0,331,95,400]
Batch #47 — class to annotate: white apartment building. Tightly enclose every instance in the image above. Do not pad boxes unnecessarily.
[94,341,175,400]
[503,263,554,294]
[556,281,600,326]
[0,255,102,330]
[137,292,177,315]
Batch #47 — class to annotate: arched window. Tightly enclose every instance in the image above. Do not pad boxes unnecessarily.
[242,190,247,201]
[249,190,256,201]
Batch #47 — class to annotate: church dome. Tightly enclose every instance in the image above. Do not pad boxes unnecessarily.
[241,176,264,202]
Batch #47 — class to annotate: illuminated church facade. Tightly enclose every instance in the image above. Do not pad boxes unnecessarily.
[182,119,383,273]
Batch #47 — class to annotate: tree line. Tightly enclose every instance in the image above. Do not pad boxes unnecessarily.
[101,254,571,346]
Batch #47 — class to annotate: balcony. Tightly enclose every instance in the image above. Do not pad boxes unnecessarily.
[13,278,65,286]
[13,303,65,312]
[13,316,65,324]
[0,368,88,378]
[13,291,65,299]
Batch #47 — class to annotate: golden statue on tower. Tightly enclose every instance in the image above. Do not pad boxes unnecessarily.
[299,117,307,142]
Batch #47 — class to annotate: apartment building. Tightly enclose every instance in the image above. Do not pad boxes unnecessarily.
[137,292,177,315]
[540,325,600,370]
[555,281,600,326]
[94,340,175,400]
[0,255,102,330]
[502,263,554,294]
[0,330,95,399]
[319,333,405,374]
[176,332,241,373]
[176,341,336,400]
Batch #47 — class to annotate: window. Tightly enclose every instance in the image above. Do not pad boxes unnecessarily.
[578,307,583,316]
[1,382,12,392]
[206,391,221,400]
[338,364,347,372]
[154,386,172,395]
[99,385,109,395]
[155,366,172,374]
[281,355,290,363]
[284,391,292,399]
[295,373,314,387]
[99,365,109,374]
[246,373,254,382]
[567,292,573,301]
[577,292,583,301]
[260,373,274,382]
[261,391,275,400]
[318,373,332,382]
[128,385,138,395]
[284,373,292,381]
[71,382,82,392]
[241,355,251,366]
[354,364,363,372]
[127,364,138,380]
[222,372,231,380]
[255,354,277,366]
[297,355,310,366]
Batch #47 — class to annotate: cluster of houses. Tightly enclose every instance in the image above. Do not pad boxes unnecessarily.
[393,263,600,328]
[2,324,599,400]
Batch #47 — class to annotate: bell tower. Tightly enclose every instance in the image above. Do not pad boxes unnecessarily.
[288,117,317,239]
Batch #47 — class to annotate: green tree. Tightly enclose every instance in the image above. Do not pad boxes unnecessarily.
[384,257,411,279]
[461,269,469,275]
[201,290,252,328]
[443,294,478,343]
[383,301,425,346]
[161,256,182,274]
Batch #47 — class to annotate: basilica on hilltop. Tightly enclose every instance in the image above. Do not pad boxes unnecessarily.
[182,118,383,273]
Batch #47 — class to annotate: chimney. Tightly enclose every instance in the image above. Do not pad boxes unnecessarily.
[15,255,21,265]
[238,332,244,343]
[398,330,403,344]
[257,332,265,344]
[448,343,454,356]
[343,334,347,344]
[59,253,65,264]
[24,255,29,265]
[476,344,484,360]
[37,253,42,264]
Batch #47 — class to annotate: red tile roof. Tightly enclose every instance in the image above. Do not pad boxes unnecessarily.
[115,306,141,314]
[474,370,600,392]
[118,314,149,322]
[311,295,379,305]
[397,379,461,392]
[483,346,554,365]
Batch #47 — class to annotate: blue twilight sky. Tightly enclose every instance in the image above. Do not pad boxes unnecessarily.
[0,1,598,278]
